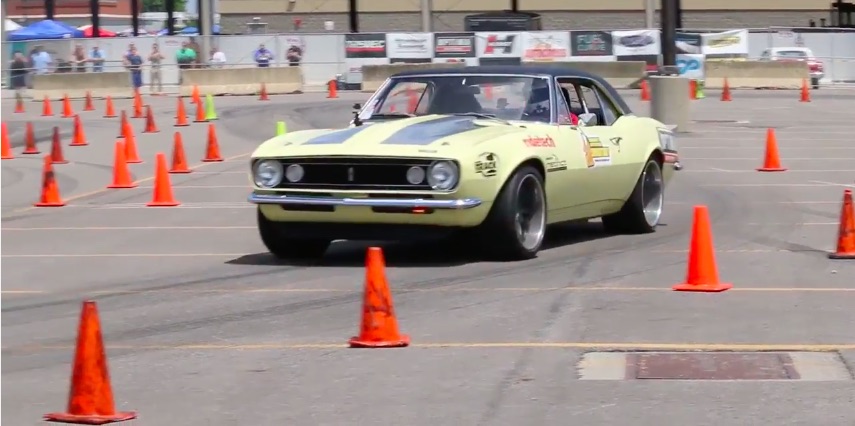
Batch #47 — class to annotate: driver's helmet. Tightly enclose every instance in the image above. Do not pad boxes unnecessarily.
[523,79,551,121]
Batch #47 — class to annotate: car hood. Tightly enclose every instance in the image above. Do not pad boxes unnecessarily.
[253,114,529,158]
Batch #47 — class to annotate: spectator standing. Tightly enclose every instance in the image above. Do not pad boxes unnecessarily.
[254,44,273,67]
[30,46,52,75]
[10,51,28,92]
[187,37,202,68]
[148,43,165,95]
[124,47,144,90]
[286,43,303,67]
[72,44,87,72]
[89,46,105,72]
[209,47,226,68]
[175,42,197,85]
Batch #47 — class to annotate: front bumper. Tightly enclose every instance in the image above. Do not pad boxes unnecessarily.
[248,193,483,210]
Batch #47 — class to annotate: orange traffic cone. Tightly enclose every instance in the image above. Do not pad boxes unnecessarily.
[22,122,39,154]
[143,105,159,133]
[147,153,179,207]
[70,115,88,146]
[202,124,223,162]
[673,205,732,292]
[42,95,54,116]
[800,79,811,103]
[327,80,338,99]
[169,132,191,173]
[107,140,137,189]
[829,189,855,259]
[757,128,787,172]
[14,92,25,113]
[640,80,650,101]
[34,154,66,207]
[1,122,13,160]
[259,83,269,101]
[132,90,144,118]
[349,247,410,348]
[84,91,95,111]
[689,80,697,100]
[193,99,207,123]
[123,122,142,164]
[191,85,201,104]
[43,301,137,424]
[175,97,190,127]
[103,96,117,118]
[721,78,732,101]
[62,94,75,118]
[49,127,68,164]
[118,110,128,138]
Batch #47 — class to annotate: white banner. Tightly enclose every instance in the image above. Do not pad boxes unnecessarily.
[475,32,523,59]
[676,54,705,80]
[701,30,749,56]
[611,30,661,56]
[521,31,571,62]
[386,33,433,59]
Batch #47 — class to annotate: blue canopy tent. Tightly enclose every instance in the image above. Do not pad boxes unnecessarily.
[176,25,220,35]
[7,19,84,41]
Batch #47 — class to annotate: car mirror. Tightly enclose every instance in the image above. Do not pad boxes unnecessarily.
[353,103,361,110]
[578,113,597,126]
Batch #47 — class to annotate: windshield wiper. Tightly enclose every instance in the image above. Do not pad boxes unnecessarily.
[367,113,416,119]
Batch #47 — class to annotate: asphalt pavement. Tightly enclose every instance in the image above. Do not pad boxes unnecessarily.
[2,87,854,425]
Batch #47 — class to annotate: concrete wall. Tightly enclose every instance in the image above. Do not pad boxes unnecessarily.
[179,67,305,96]
[703,61,809,89]
[30,71,134,99]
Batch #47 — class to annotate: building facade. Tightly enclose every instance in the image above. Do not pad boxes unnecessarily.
[218,0,835,34]
[6,0,134,27]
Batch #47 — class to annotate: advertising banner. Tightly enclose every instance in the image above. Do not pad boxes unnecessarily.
[611,29,660,56]
[433,32,476,58]
[701,29,749,56]
[386,32,433,60]
[344,33,387,58]
[676,54,705,80]
[675,32,702,54]
[570,31,614,57]
[475,32,522,59]
[520,31,571,62]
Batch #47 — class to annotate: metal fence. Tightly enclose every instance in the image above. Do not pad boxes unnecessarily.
[3,27,855,92]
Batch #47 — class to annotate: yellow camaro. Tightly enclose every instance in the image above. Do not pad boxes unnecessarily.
[248,66,681,261]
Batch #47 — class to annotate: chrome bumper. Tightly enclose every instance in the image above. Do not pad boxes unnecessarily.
[248,193,483,210]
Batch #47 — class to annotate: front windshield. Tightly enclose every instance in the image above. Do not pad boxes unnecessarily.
[363,75,553,123]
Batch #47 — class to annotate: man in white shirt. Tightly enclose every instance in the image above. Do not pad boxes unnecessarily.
[210,47,227,68]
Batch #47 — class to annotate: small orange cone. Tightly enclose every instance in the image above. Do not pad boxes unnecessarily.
[50,126,68,164]
[143,105,159,133]
[202,124,223,162]
[191,85,201,104]
[829,189,855,259]
[640,80,650,101]
[42,95,54,116]
[132,90,144,118]
[103,96,117,118]
[757,128,787,172]
[689,80,697,100]
[193,99,207,123]
[673,205,732,292]
[34,154,66,207]
[169,132,191,173]
[800,79,811,103]
[259,83,269,101]
[70,115,88,146]
[118,110,128,138]
[22,122,40,154]
[721,78,732,101]
[349,247,410,348]
[174,97,190,127]
[62,94,75,118]
[123,122,142,164]
[327,80,338,99]
[1,122,14,160]
[147,153,180,207]
[43,301,137,424]
[84,91,95,111]
[15,92,25,113]
[107,140,137,189]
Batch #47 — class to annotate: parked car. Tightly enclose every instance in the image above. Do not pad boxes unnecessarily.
[248,66,681,261]
[759,47,824,89]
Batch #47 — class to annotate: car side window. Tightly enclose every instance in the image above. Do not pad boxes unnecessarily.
[555,85,573,125]
[592,85,622,126]
[556,79,584,115]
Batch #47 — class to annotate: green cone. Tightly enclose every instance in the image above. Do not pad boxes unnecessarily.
[276,121,287,136]
[695,80,705,99]
[204,94,218,120]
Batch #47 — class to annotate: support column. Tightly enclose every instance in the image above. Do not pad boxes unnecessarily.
[649,76,690,133]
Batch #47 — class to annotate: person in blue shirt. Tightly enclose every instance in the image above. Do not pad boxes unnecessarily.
[254,44,273,67]
[30,46,52,75]
[89,46,105,72]
[123,47,144,90]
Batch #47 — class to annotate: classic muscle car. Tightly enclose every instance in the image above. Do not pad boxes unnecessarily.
[248,66,681,261]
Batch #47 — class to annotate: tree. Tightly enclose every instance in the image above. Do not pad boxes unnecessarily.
[142,0,188,13]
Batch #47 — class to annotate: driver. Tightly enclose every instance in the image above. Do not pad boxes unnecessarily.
[522,79,551,122]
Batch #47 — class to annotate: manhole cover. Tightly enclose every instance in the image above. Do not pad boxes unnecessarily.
[627,352,798,380]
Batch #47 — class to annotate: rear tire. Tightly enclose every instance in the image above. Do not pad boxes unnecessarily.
[257,208,331,260]
[476,166,547,260]
[602,156,664,234]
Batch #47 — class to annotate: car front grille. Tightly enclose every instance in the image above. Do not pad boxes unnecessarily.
[273,157,446,191]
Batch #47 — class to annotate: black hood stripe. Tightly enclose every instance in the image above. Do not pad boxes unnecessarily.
[381,116,485,145]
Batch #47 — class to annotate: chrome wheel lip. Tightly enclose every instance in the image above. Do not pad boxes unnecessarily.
[641,160,664,227]
[515,174,547,251]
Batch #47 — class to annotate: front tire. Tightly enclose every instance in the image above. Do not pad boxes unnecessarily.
[602,156,664,234]
[257,208,331,260]
[477,165,547,260]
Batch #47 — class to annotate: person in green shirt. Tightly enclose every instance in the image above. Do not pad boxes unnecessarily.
[176,41,197,84]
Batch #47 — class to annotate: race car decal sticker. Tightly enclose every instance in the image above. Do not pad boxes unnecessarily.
[381,115,484,145]
[474,152,498,177]
[582,135,611,167]
[303,125,373,145]
[523,136,555,147]
[544,154,567,172]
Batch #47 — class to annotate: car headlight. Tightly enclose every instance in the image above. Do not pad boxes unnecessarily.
[427,160,459,190]
[253,160,284,188]
[657,129,677,152]
[406,166,426,185]
[285,164,305,183]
